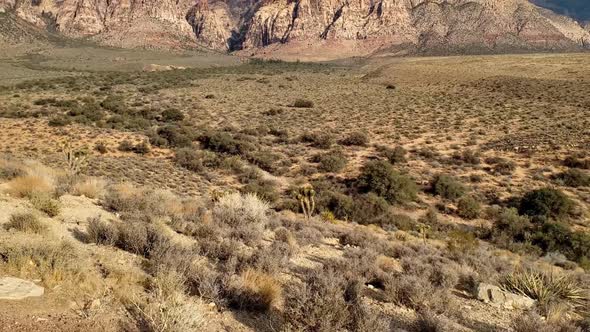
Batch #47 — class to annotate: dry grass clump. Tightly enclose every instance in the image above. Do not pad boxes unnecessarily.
[4,212,47,234]
[6,175,54,198]
[0,240,79,288]
[72,177,107,199]
[226,268,282,312]
[129,270,207,332]
[29,192,61,217]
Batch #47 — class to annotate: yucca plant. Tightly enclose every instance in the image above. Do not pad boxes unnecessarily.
[501,270,589,315]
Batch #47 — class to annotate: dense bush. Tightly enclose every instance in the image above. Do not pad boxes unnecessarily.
[357,160,417,204]
[313,150,348,173]
[149,125,193,148]
[301,132,334,149]
[225,269,281,312]
[554,169,590,187]
[199,131,254,155]
[485,156,516,175]
[430,174,465,201]
[29,192,61,217]
[4,212,46,234]
[380,146,407,164]
[174,148,205,172]
[161,108,184,122]
[340,132,369,146]
[457,196,480,220]
[518,188,574,221]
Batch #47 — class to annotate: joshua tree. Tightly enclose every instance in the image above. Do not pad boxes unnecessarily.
[296,184,316,220]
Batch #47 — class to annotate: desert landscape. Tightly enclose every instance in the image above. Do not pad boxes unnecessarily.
[0,1,589,332]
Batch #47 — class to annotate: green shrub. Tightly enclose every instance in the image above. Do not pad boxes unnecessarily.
[485,157,516,175]
[161,108,184,122]
[149,125,193,148]
[174,148,206,172]
[30,193,61,217]
[357,160,417,204]
[4,212,46,234]
[314,150,348,173]
[301,132,334,149]
[100,95,127,114]
[118,140,135,152]
[554,169,590,188]
[199,131,253,155]
[242,179,279,203]
[518,188,574,221]
[431,174,465,201]
[457,196,480,219]
[381,146,407,164]
[340,132,369,146]
[48,116,72,127]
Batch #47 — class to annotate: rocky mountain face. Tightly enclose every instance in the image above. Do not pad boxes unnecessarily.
[2,0,589,56]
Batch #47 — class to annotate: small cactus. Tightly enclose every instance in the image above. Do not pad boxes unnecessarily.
[295,184,315,220]
[60,141,88,176]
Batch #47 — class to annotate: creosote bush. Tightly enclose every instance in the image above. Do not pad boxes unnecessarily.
[430,174,465,201]
[357,160,417,204]
[292,99,314,108]
[313,150,348,173]
[518,187,574,221]
[340,132,369,146]
[30,192,61,217]
[457,196,480,220]
[4,212,46,234]
[554,169,590,188]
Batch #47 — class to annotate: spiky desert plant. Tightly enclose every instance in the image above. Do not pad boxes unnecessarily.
[295,184,315,220]
[501,270,589,315]
[60,141,88,176]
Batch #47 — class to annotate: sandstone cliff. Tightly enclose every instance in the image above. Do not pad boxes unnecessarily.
[2,0,589,56]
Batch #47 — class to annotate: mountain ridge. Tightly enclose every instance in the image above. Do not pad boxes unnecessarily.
[1,0,589,57]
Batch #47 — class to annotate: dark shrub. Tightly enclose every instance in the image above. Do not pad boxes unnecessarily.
[532,222,590,263]
[457,196,480,219]
[554,169,590,188]
[48,116,72,127]
[314,150,348,173]
[340,132,369,146]
[133,141,150,155]
[242,179,279,203]
[301,132,334,149]
[94,142,108,154]
[100,95,126,114]
[246,151,281,173]
[161,108,184,122]
[199,131,253,155]
[357,160,417,204]
[518,188,574,221]
[563,155,589,169]
[292,99,314,108]
[117,140,135,152]
[485,156,516,175]
[150,125,193,148]
[381,146,407,164]
[174,148,205,172]
[430,174,465,201]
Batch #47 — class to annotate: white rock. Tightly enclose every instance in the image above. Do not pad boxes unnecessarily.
[477,283,535,310]
[0,277,44,300]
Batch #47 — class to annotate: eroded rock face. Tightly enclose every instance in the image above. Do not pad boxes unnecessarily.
[3,0,197,49]
[3,0,590,55]
[190,0,590,54]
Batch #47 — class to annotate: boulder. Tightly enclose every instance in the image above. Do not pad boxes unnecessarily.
[476,283,535,310]
[0,277,44,300]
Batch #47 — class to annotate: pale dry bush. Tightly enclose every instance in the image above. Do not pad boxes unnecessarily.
[226,268,282,311]
[73,177,107,199]
[5,160,58,198]
[130,270,207,332]
[213,192,269,226]
[147,189,183,218]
